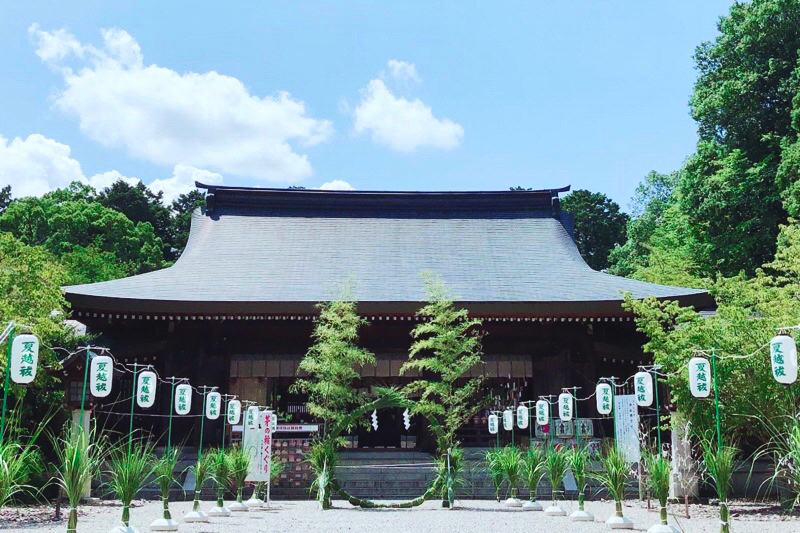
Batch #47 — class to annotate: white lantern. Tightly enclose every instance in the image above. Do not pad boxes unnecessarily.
[246,405,259,430]
[89,354,113,398]
[688,357,711,398]
[634,371,654,407]
[770,335,798,385]
[205,391,221,420]
[535,400,549,426]
[174,383,192,415]
[516,405,529,429]
[10,334,39,384]
[502,409,513,431]
[558,392,573,421]
[136,370,157,408]
[269,412,278,432]
[227,399,242,425]
[488,414,498,434]
[596,383,612,415]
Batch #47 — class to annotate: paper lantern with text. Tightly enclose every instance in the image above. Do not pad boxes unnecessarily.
[770,335,798,385]
[634,371,654,407]
[535,400,549,426]
[488,414,498,434]
[227,399,242,425]
[688,357,711,398]
[596,383,612,415]
[89,355,113,398]
[136,370,157,408]
[558,392,573,422]
[516,405,529,429]
[10,334,39,384]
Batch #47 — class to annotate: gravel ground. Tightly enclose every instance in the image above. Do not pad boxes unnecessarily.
[2,498,799,533]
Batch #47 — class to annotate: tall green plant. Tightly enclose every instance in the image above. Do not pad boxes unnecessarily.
[292,295,375,510]
[591,444,631,521]
[643,450,672,527]
[568,443,590,513]
[154,448,180,521]
[226,447,251,505]
[210,448,230,509]
[523,445,545,504]
[701,437,737,533]
[401,275,485,505]
[51,426,104,533]
[543,444,569,505]
[106,440,155,528]
[190,452,214,513]
[753,413,800,511]
[497,446,522,500]
[485,448,505,502]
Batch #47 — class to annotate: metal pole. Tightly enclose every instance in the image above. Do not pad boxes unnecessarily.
[128,364,139,455]
[711,349,722,449]
[0,325,15,441]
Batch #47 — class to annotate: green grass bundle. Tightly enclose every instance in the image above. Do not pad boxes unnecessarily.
[0,438,42,509]
[523,445,545,503]
[226,447,251,504]
[591,444,631,520]
[308,437,338,510]
[435,445,464,507]
[643,450,672,527]
[568,443,590,512]
[190,452,215,512]
[485,448,505,501]
[544,444,569,504]
[51,426,104,533]
[755,415,800,512]
[210,448,231,508]
[701,437,736,533]
[497,446,523,500]
[154,447,180,520]
[106,440,156,527]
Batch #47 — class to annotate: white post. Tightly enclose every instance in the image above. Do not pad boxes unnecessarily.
[71,408,92,499]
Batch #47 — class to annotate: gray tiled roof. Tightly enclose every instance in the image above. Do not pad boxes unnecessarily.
[63,186,710,314]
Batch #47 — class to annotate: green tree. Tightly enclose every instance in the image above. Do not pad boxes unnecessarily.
[0,186,165,283]
[170,190,206,256]
[0,185,11,215]
[560,189,628,271]
[98,180,175,259]
[401,275,485,454]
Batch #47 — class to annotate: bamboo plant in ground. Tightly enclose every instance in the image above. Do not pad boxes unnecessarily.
[209,448,231,516]
[51,425,104,533]
[152,447,180,527]
[186,451,214,521]
[543,443,569,515]
[592,444,633,528]
[701,436,736,533]
[226,446,251,511]
[522,445,545,510]
[643,449,678,533]
[308,437,338,510]
[106,440,156,532]
[485,448,505,502]
[568,443,592,521]
[497,445,523,506]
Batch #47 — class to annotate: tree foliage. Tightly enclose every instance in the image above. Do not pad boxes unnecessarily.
[170,190,206,256]
[560,189,628,271]
[401,275,484,452]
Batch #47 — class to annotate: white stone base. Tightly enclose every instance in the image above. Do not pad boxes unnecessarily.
[206,506,230,517]
[522,501,542,511]
[149,518,179,531]
[606,515,634,529]
[183,511,209,523]
[647,524,679,533]
[228,501,249,512]
[109,526,139,533]
[245,497,264,508]
[504,497,523,508]
[544,505,566,516]
[570,509,594,521]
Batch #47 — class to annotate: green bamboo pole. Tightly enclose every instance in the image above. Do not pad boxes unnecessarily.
[78,348,91,435]
[0,325,14,441]
[711,349,722,449]
[197,387,214,460]
[167,378,176,454]
[652,366,662,451]
[128,364,139,455]
[528,403,533,449]
[610,377,618,447]
[572,387,578,445]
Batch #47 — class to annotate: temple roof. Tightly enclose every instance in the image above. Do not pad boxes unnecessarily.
[63,184,712,315]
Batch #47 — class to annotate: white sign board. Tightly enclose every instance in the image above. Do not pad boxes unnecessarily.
[10,334,38,384]
[245,410,272,482]
[614,394,640,464]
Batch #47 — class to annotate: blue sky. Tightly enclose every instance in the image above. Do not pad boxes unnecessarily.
[0,1,734,208]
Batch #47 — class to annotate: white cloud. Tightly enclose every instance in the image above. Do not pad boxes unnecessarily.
[29,25,332,183]
[316,180,354,190]
[0,132,216,203]
[353,61,463,152]
[386,60,420,84]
